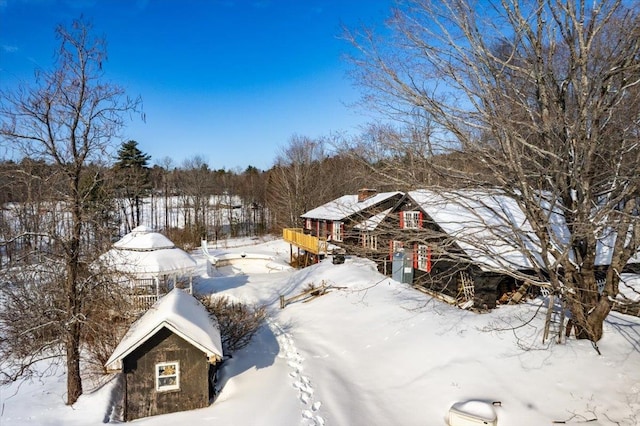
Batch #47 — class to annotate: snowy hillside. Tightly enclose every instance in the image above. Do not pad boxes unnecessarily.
[1,238,639,425]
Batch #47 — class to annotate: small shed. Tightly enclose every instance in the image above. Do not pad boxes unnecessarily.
[99,226,198,310]
[105,288,223,421]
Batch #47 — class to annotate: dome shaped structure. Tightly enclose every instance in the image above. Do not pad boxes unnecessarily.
[100,227,197,310]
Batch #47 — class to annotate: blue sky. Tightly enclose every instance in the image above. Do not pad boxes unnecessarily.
[0,0,392,171]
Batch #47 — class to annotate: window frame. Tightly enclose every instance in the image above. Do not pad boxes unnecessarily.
[332,221,343,242]
[401,211,421,229]
[155,361,180,392]
[362,232,378,250]
[416,244,431,272]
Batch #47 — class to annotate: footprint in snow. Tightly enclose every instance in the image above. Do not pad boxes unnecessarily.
[267,319,324,425]
[287,361,303,371]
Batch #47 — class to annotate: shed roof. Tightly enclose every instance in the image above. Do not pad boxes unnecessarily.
[105,289,223,371]
[301,191,402,221]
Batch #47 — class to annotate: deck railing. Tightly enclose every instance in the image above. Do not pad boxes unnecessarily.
[133,294,159,311]
[129,279,193,312]
[283,228,328,255]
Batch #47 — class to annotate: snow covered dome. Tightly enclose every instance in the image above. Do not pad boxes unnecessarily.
[100,226,197,278]
[113,225,176,251]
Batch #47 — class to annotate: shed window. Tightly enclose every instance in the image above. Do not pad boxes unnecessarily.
[156,361,180,392]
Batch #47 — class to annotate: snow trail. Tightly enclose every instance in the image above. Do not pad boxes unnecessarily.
[268,319,325,426]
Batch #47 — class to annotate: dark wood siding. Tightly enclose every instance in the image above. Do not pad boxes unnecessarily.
[123,327,209,421]
[338,194,404,251]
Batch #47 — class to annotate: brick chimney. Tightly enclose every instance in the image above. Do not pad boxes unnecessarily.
[357,188,378,202]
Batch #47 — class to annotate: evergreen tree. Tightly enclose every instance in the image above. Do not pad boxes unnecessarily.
[114,140,151,230]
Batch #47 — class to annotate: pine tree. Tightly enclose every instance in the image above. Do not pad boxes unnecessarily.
[114,140,151,230]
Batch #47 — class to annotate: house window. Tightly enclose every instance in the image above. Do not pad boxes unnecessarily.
[391,240,404,252]
[389,240,404,259]
[362,233,378,250]
[332,221,343,242]
[416,245,432,272]
[400,211,422,229]
[156,361,180,392]
[305,218,312,230]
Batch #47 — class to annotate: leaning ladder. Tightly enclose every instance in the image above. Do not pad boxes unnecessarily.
[542,291,566,344]
[458,272,475,309]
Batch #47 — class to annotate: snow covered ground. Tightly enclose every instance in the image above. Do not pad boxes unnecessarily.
[1,238,640,425]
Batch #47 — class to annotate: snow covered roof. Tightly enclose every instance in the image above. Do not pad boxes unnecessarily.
[301,191,402,221]
[113,225,175,251]
[99,227,197,277]
[105,289,223,371]
[409,190,639,272]
[408,189,544,272]
[594,228,640,266]
[353,208,393,231]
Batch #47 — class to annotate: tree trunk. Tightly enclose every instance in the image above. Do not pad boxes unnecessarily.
[565,266,610,343]
[135,195,141,228]
[65,322,83,405]
[573,297,612,342]
[66,179,84,405]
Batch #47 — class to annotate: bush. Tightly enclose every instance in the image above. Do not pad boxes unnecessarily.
[199,296,268,356]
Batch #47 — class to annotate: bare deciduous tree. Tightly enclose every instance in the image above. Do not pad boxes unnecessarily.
[267,134,367,229]
[154,156,176,229]
[169,155,216,246]
[199,295,268,355]
[268,134,330,228]
[0,19,140,403]
[346,0,640,344]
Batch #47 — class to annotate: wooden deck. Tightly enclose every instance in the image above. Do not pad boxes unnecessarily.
[283,228,328,255]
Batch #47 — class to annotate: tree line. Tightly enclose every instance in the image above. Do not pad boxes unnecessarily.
[0,137,380,248]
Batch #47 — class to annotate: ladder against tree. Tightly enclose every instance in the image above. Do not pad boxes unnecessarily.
[542,288,566,344]
[458,272,475,309]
